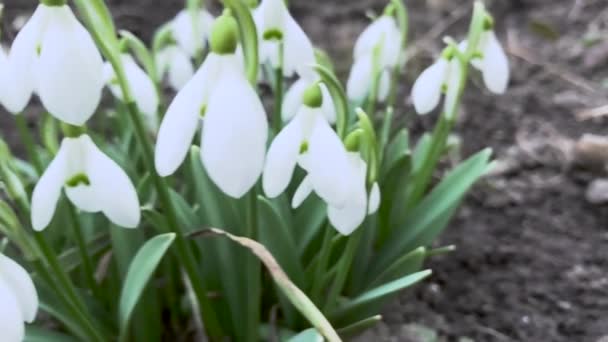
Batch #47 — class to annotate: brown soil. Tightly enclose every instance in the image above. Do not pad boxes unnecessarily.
[3,0,608,341]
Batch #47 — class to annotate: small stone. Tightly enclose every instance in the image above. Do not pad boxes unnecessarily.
[585,178,608,204]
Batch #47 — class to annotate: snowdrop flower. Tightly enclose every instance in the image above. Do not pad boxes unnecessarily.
[156,45,195,91]
[411,52,463,115]
[104,54,159,132]
[2,2,104,125]
[155,14,268,198]
[253,0,316,79]
[465,30,509,94]
[347,14,401,103]
[31,133,141,231]
[0,254,38,342]
[263,82,350,207]
[282,78,336,124]
[170,9,214,58]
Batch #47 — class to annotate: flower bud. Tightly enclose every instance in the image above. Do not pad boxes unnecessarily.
[344,129,363,152]
[60,123,87,138]
[302,83,323,108]
[209,13,239,55]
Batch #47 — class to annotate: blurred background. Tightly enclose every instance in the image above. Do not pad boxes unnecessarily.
[2,0,608,341]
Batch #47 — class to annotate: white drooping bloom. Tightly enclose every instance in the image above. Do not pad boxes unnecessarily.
[31,134,141,231]
[0,254,38,342]
[466,31,509,94]
[263,83,351,208]
[347,15,401,103]
[253,0,316,79]
[411,56,462,115]
[2,3,104,125]
[292,152,380,235]
[156,45,195,91]
[282,78,336,124]
[170,9,215,57]
[155,15,268,199]
[104,54,159,132]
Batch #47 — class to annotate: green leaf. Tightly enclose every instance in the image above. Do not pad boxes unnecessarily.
[314,64,349,139]
[330,270,432,325]
[366,247,426,289]
[375,148,493,273]
[381,129,410,179]
[192,228,342,342]
[25,327,78,342]
[224,0,259,84]
[118,233,176,339]
[337,315,382,339]
[119,30,158,81]
[288,328,324,342]
[257,196,305,286]
[295,195,327,257]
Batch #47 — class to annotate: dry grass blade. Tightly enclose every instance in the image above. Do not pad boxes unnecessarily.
[190,228,342,342]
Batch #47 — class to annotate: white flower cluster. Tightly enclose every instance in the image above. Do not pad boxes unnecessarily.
[0,3,142,232]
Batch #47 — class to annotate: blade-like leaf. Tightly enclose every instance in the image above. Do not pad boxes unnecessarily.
[336,315,382,339]
[25,327,78,342]
[375,148,492,273]
[118,233,176,339]
[330,270,431,325]
[192,228,342,342]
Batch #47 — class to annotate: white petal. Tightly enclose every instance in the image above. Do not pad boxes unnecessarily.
[411,59,448,115]
[443,59,463,119]
[0,255,38,323]
[481,32,509,94]
[171,10,214,57]
[2,5,47,113]
[377,69,391,103]
[201,62,268,198]
[283,16,316,79]
[346,55,373,102]
[30,142,68,231]
[82,135,141,228]
[320,83,336,124]
[306,115,350,207]
[263,113,303,198]
[354,17,390,59]
[0,281,25,342]
[122,54,159,130]
[327,153,367,235]
[62,135,102,213]
[65,185,103,213]
[281,78,307,122]
[155,54,221,176]
[258,0,288,34]
[292,175,314,208]
[368,182,381,215]
[37,6,104,125]
[168,48,195,91]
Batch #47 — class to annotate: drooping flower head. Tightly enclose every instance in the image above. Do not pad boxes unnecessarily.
[263,82,351,209]
[282,78,336,125]
[412,18,509,115]
[253,0,316,79]
[31,133,141,231]
[104,53,160,132]
[0,254,38,342]
[155,12,268,199]
[347,12,401,103]
[2,2,104,125]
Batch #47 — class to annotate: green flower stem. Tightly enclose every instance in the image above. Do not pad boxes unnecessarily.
[273,41,285,133]
[323,228,363,312]
[124,101,224,340]
[14,114,42,173]
[244,191,261,342]
[310,224,333,305]
[67,205,102,298]
[378,106,394,157]
[13,114,105,341]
